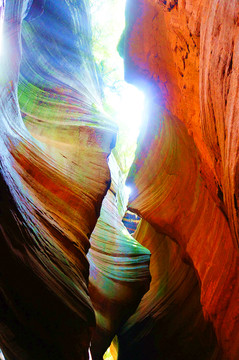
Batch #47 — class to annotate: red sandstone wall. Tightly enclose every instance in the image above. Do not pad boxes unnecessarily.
[124,0,239,245]
[123,0,239,358]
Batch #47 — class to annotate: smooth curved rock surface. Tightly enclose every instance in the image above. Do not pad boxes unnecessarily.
[1,0,239,359]
[125,98,239,359]
[0,1,116,359]
[88,155,151,359]
[120,1,239,358]
[118,219,221,360]
[123,0,239,247]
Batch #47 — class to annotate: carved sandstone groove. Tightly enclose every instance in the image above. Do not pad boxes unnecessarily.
[121,1,239,358]
[118,219,220,360]
[88,155,151,359]
[0,1,116,358]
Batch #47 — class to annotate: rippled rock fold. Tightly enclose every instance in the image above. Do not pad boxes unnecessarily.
[0,0,239,360]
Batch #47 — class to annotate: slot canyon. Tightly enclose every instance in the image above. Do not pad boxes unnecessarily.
[0,0,239,359]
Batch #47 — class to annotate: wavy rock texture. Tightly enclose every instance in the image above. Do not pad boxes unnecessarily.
[120,1,239,358]
[0,1,116,359]
[123,0,239,245]
[118,219,220,360]
[1,0,239,359]
[88,154,151,359]
[125,98,239,360]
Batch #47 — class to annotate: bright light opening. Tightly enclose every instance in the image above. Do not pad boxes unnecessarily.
[122,228,128,236]
[90,0,145,179]
[103,336,118,360]
[124,185,132,196]
[103,347,114,360]
[104,84,145,143]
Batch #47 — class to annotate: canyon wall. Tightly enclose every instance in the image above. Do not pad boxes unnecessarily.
[120,0,239,359]
[88,155,150,359]
[118,219,221,360]
[1,0,239,359]
[0,1,117,359]
[0,1,151,359]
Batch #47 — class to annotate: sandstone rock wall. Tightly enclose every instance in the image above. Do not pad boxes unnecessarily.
[88,154,151,359]
[122,0,239,358]
[0,1,116,358]
[118,219,221,360]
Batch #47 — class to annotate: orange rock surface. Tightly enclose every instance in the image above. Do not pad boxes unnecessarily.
[1,1,239,359]
[122,0,239,358]
[118,219,221,360]
[124,0,239,245]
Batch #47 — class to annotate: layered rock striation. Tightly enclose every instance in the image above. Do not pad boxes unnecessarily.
[0,1,152,359]
[0,1,116,359]
[118,219,221,360]
[1,0,239,359]
[88,155,151,359]
[120,0,239,358]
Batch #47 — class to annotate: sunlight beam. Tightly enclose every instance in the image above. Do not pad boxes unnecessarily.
[90,0,145,180]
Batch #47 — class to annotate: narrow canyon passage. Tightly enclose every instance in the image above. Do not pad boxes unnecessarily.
[0,1,239,360]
